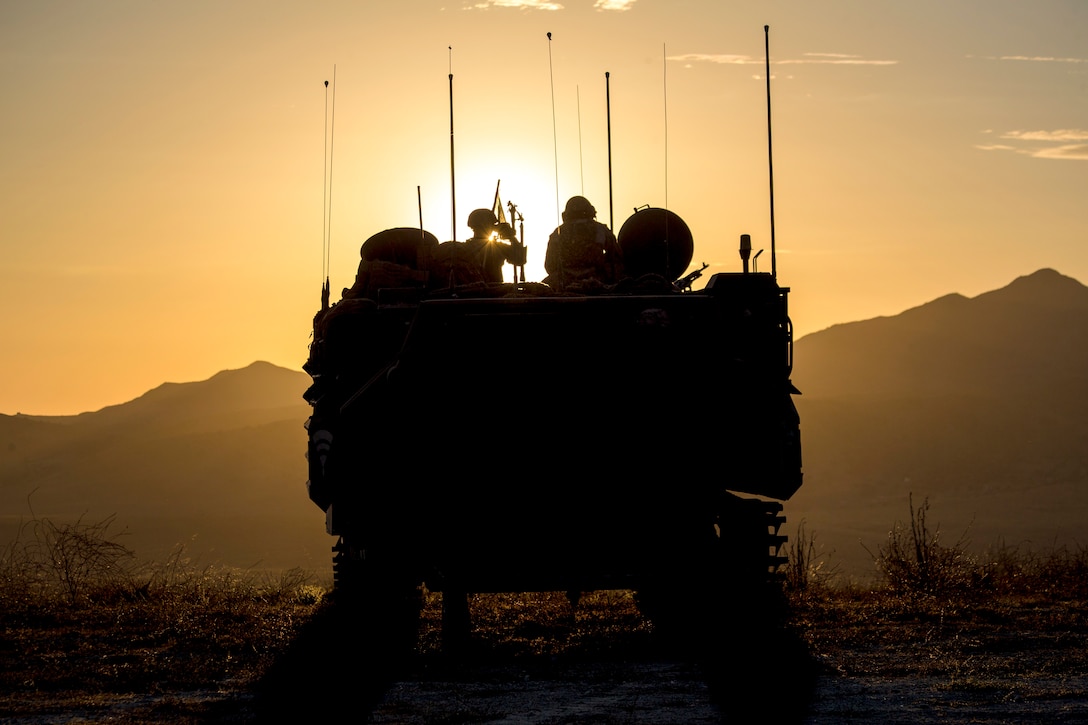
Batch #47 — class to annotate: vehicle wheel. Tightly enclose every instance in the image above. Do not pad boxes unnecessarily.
[331,537,423,659]
[634,527,721,653]
[635,496,787,651]
[715,495,788,623]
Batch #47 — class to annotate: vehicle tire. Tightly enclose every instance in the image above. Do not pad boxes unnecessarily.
[634,496,786,652]
[332,537,423,660]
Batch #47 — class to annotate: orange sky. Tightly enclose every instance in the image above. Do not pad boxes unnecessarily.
[2,0,1086,415]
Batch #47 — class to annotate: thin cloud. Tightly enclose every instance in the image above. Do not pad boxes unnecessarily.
[1002,129,1088,142]
[464,0,635,8]
[994,55,1088,64]
[667,52,897,66]
[466,0,563,9]
[1033,144,1088,160]
[784,53,898,66]
[669,53,755,65]
[977,129,1088,161]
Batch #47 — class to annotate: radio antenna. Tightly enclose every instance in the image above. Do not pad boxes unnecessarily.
[765,25,777,279]
[577,85,584,195]
[662,44,670,270]
[324,67,338,309]
[322,79,329,289]
[328,67,337,273]
[662,44,669,214]
[606,71,614,232]
[449,47,457,241]
[547,32,560,230]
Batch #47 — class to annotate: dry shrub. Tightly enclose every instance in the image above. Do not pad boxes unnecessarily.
[0,505,325,613]
[133,546,324,611]
[256,566,324,605]
[872,494,980,605]
[1,512,136,607]
[0,506,328,706]
[979,542,1088,600]
[783,519,839,596]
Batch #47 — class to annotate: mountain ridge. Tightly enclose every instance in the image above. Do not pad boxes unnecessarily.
[793,267,1088,404]
[0,361,321,570]
[789,268,1088,572]
[800,268,1084,343]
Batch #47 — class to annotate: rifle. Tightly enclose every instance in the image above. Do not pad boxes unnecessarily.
[676,263,708,292]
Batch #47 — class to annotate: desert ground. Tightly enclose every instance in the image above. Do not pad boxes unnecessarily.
[3,507,1087,724]
[3,584,1087,724]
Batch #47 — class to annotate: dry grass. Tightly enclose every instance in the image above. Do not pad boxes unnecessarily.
[788,576,1088,721]
[416,589,655,660]
[0,511,325,723]
[784,498,1088,721]
[0,509,326,611]
[785,494,1088,608]
[783,518,840,598]
[3,500,1088,723]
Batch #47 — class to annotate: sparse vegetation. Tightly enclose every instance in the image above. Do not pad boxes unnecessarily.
[0,510,325,723]
[783,498,1088,723]
[1,512,137,607]
[783,518,839,596]
[977,540,1088,600]
[871,494,980,605]
[784,494,1088,610]
[1,508,325,612]
[2,499,1087,723]
[416,589,653,659]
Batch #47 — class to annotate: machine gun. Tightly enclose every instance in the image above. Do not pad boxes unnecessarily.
[676,262,709,292]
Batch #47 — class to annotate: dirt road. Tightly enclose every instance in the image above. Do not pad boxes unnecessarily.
[368,660,723,724]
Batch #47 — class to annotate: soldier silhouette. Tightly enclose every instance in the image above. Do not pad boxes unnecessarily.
[464,208,525,284]
[543,196,623,290]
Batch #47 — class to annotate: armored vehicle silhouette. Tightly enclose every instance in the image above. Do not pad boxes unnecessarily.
[303,204,802,645]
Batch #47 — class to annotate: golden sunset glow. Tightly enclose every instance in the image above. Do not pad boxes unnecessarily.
[2,1,1087,415]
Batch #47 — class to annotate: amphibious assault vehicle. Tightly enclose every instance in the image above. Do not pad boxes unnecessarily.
[303,204,802,645]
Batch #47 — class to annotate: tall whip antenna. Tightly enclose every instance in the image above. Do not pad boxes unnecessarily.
[322,79,329,290]
[547,32,560,230]
[765,25,777,280]
[449,47,457,241]
[606,71,613,231]
[577,85,584,195]
[662,44,670,269]
[325,67,338,308]
[417,185,424,240]
[662,44,669,215]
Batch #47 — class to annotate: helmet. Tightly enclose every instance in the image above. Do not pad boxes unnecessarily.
[467,208,498,231]
[563,196,596,221]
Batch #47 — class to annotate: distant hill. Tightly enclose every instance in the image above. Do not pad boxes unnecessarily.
[789,269,1088,575]
[0,362,329,571]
